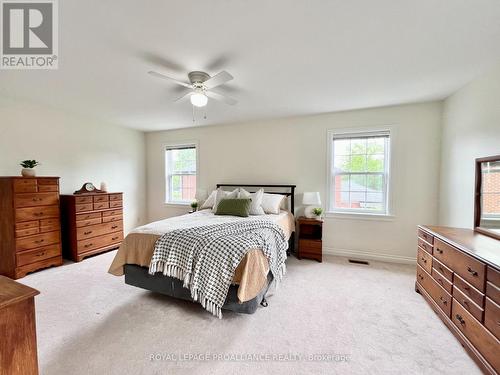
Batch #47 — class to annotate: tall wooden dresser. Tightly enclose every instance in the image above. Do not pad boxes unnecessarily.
[60,193,124,262]
[415,225,500,374]
[0,177,63,279]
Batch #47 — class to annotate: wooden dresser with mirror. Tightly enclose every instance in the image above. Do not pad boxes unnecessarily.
[60,192,124,262]
[416,155,500,374]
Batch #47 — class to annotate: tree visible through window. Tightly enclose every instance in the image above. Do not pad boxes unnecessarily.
[165,145,196,203]
[330,131,390,214]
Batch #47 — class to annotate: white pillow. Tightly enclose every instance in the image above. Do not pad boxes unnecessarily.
[213,188,239,211]
[239,188,265,215]
[200,190,217,210]
[261,193,285,214]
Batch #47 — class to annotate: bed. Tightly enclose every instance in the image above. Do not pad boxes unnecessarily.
[108,184,296,316]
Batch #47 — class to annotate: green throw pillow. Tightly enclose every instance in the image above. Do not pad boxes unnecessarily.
[214,198,251,217]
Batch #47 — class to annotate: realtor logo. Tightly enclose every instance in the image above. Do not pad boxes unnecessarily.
[1,0,58,69]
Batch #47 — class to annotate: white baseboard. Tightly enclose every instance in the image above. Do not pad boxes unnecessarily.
[323,246,416,265]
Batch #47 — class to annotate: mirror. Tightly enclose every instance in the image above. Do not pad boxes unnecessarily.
[475,155,500,240]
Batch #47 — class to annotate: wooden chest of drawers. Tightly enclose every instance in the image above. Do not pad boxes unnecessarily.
[0,177,63,279]
[415,226,500,374]
[61,193,124,262]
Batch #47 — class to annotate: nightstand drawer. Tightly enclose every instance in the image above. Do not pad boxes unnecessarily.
[299,239,321,252]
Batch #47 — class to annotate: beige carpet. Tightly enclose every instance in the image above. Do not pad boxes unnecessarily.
[21,251,480,375]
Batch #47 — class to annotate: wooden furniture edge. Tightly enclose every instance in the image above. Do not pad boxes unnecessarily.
[415,281,497,375]
[418,225,500,271]
[0,275,40,309]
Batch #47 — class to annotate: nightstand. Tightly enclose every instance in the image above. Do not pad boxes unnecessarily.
[297,217,323,262]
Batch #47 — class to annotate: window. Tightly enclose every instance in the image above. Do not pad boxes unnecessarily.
[328,130,391,215]
[165,145,197,204]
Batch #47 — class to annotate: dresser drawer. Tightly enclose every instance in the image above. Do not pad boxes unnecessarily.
[38,184,58,192]
[76,217,102,228]
[76,221,123,240]
[452,299,500,370]
[93,195,109,202]
[13,179,37,193]
[488,267,500,287]
[15,221,38,230]
[15,205,59,222]
[93,201,109,210]
[485,298,500,340]
[76,212,101,221]
[432,268,453,294]
[453,285,484,322]
[77,231,123,253]
[454,274,485,307]
[40,218,59,227]
[16,227,40,238]
[16,231,60,251]
[433,238,486,291]
[75,203,93,213]
[416,264,451,317]
[37,178,58,185]
[16,244,61,267]
[109,193,122,201]
[418,237,433,255]
[417,247,432,273]
[487,282,500,305]
[15,192,59,208]
[418,228,434,245]
[75,196,93,204]
[109,200,122,208]
[102,209,122,217]
[433,258,453,282]
[40,223,60,233]
[102,214,121,223]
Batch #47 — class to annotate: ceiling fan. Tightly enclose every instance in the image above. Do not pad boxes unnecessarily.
[148,70,237,107]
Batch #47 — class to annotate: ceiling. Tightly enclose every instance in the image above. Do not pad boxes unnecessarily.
[1,0,500,131]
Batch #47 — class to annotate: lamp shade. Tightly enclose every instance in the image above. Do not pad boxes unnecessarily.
[302,192,321,206]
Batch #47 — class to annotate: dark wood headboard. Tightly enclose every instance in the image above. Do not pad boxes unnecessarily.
[215,184,296,214]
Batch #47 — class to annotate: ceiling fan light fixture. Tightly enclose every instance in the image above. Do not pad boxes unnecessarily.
[190,92,208,107]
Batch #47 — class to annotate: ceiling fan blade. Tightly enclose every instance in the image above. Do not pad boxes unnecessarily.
[206,90,238,105]
[173,89,193,102]
[148,71,192,88]
[203,71,233,89]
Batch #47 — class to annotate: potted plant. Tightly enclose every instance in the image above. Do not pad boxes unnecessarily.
[312,207,323,219]
[190,200,199,212]
[20,160,40,177]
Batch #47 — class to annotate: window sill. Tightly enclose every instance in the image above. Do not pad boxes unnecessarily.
[164,202,190,207]
[325,211,395,221]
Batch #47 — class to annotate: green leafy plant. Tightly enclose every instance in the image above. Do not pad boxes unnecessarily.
[190,201,198,210]
[20,160,40,168]
[312,207,323,217]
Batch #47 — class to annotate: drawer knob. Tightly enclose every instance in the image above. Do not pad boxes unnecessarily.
[112,236,119,241]
[34,239,44,244]
[111,225,118,229]
[455,314,465,325]
[467,267,478,276]
[437,278,443,285]
[36,252,45,257]
[84,231,92,235]
[418,274,424,280]
[84,243,93,248]
[421,257,427,263]
[439,296,447,305]
[435,248,443,254]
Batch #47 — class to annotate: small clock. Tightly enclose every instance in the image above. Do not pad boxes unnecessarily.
[74,182,104,194]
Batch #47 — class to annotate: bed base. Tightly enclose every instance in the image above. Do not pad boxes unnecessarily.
[124,264,272,315]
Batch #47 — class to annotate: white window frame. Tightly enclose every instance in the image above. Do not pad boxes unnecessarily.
[164,142,198,205]
[326,127,394,218]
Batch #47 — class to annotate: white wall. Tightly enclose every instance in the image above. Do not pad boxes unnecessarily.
[439,63,500,228]
[0,98,147,234]
[146,101,443,263]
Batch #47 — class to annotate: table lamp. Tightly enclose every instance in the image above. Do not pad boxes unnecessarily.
[303,192,321,218]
